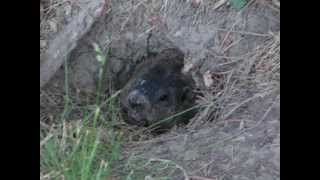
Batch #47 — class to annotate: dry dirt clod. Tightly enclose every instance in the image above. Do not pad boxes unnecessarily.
[272,0,280,7]
[183,62,194,73]
[203,70,214,88]
[40,40,47,48]
[48,19,58,33]
[65,4,72,16]
[191,0,202,8]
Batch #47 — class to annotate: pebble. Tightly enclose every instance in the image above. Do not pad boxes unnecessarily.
[40,40,47,48]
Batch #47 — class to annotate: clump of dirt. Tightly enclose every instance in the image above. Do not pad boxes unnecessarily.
[40,0,280,179]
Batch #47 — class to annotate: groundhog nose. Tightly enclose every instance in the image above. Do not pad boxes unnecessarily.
[128,90,147,109]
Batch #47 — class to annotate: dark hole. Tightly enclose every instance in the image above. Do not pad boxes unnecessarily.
[181,93,187,102]
[122,108,128,115]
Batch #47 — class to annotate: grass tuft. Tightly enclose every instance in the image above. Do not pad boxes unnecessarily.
[40,43,122,180]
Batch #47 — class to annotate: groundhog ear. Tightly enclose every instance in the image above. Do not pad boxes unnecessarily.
[161,48,184,67]
[170,53,184,71]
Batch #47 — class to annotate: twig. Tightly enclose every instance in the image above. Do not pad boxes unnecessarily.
[191,159,216,174]
[40,171,61,180]
[190,176,216,180]
[149,158,190,180]
[222,94,263,120]
[212,0,228,10]
[222,37,244,53]
[41,0,70,13]
[220,18,240,51]
[138,26,156,39]
[40,120,50,129]
[130,134,184,145]
[40,133,54,148]
[216,28,272,37]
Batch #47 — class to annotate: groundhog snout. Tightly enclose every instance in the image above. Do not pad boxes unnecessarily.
[127,90,149,110]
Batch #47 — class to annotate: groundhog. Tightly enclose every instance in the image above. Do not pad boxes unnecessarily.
[120,48,196,131]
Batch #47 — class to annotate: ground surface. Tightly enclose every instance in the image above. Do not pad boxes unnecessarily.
[40,0,280,179]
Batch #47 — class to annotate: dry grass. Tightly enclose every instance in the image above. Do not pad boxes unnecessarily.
[190,30,280,127]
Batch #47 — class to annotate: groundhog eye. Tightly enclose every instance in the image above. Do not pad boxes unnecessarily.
[159,93,169,102]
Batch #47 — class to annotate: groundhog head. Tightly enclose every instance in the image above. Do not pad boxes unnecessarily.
[120,48,195,130]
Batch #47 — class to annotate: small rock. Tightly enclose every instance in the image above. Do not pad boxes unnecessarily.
[40,40,47,48]
[48,20,58,33]
[64,4,72,16]
[272,0,280,7]
[174,30,182,37]
[183,62,194,73]
[191,0,201,8]
[112,59,124,73]
[203,70,213,87]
